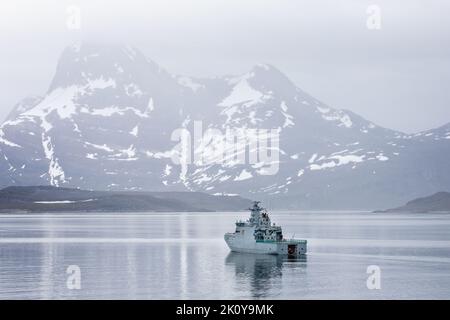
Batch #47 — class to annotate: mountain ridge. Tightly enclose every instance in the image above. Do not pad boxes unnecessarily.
[1,43,449,209]
[376,191,450,213]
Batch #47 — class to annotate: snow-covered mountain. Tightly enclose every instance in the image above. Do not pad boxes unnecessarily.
[1,43,449,209]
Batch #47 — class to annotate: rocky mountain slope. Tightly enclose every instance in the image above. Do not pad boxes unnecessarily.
[377,192,450,213]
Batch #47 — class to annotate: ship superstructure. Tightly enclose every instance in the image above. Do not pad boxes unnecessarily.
[224,201,307,255]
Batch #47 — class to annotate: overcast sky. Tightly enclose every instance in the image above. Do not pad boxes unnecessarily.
[1,0,449,133]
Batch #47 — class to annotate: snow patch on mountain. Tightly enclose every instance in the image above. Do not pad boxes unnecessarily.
[317,106,330,113]
[280,101,294,128]
[310,154,365,171]
[177,76,205,92]
[376,154,389,161]
[213,192,239,196]
[124,83,143,97]
[130,125,139,136]
[147,98,155,112]
[85,142,114,153]
[24,86,79,122]
[41,134,66,186]
[114,63,124,73]
[0,128,21,148]
[317,106,353,128]
[164,164,172,176]
[81,106,150,118]
[234,169,253,181]
[87,77,116,90]
[219,77,264,108]
[116,145,137,160]
[308,153,318,163]
[194,173,213,184]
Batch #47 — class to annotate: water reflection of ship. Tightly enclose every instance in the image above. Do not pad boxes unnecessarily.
[225,252,307,298]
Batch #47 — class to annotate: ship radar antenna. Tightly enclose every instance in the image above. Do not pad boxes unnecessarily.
[248,201,265,213]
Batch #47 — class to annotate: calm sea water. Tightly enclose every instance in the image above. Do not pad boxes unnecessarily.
[0,211,450,299]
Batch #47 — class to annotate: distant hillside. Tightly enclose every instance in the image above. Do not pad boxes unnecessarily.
[0,186,251,213]
[377,192,450,213]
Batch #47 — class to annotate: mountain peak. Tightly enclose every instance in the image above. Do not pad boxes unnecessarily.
[239,63,297,95]
[251,63,277,72]
[48,42,162,92]
[249,63,288,78]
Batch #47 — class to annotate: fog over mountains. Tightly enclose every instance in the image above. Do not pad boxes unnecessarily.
[1,43,449,209]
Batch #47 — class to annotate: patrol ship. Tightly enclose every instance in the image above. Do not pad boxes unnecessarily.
[224,201,307,255]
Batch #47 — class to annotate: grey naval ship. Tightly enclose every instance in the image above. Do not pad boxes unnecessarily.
[224,201,307,255]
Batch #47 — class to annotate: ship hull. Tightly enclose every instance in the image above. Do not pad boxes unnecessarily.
[225,233,307,255]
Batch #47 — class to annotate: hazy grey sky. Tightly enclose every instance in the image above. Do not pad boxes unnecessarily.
[1,0,449,133]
